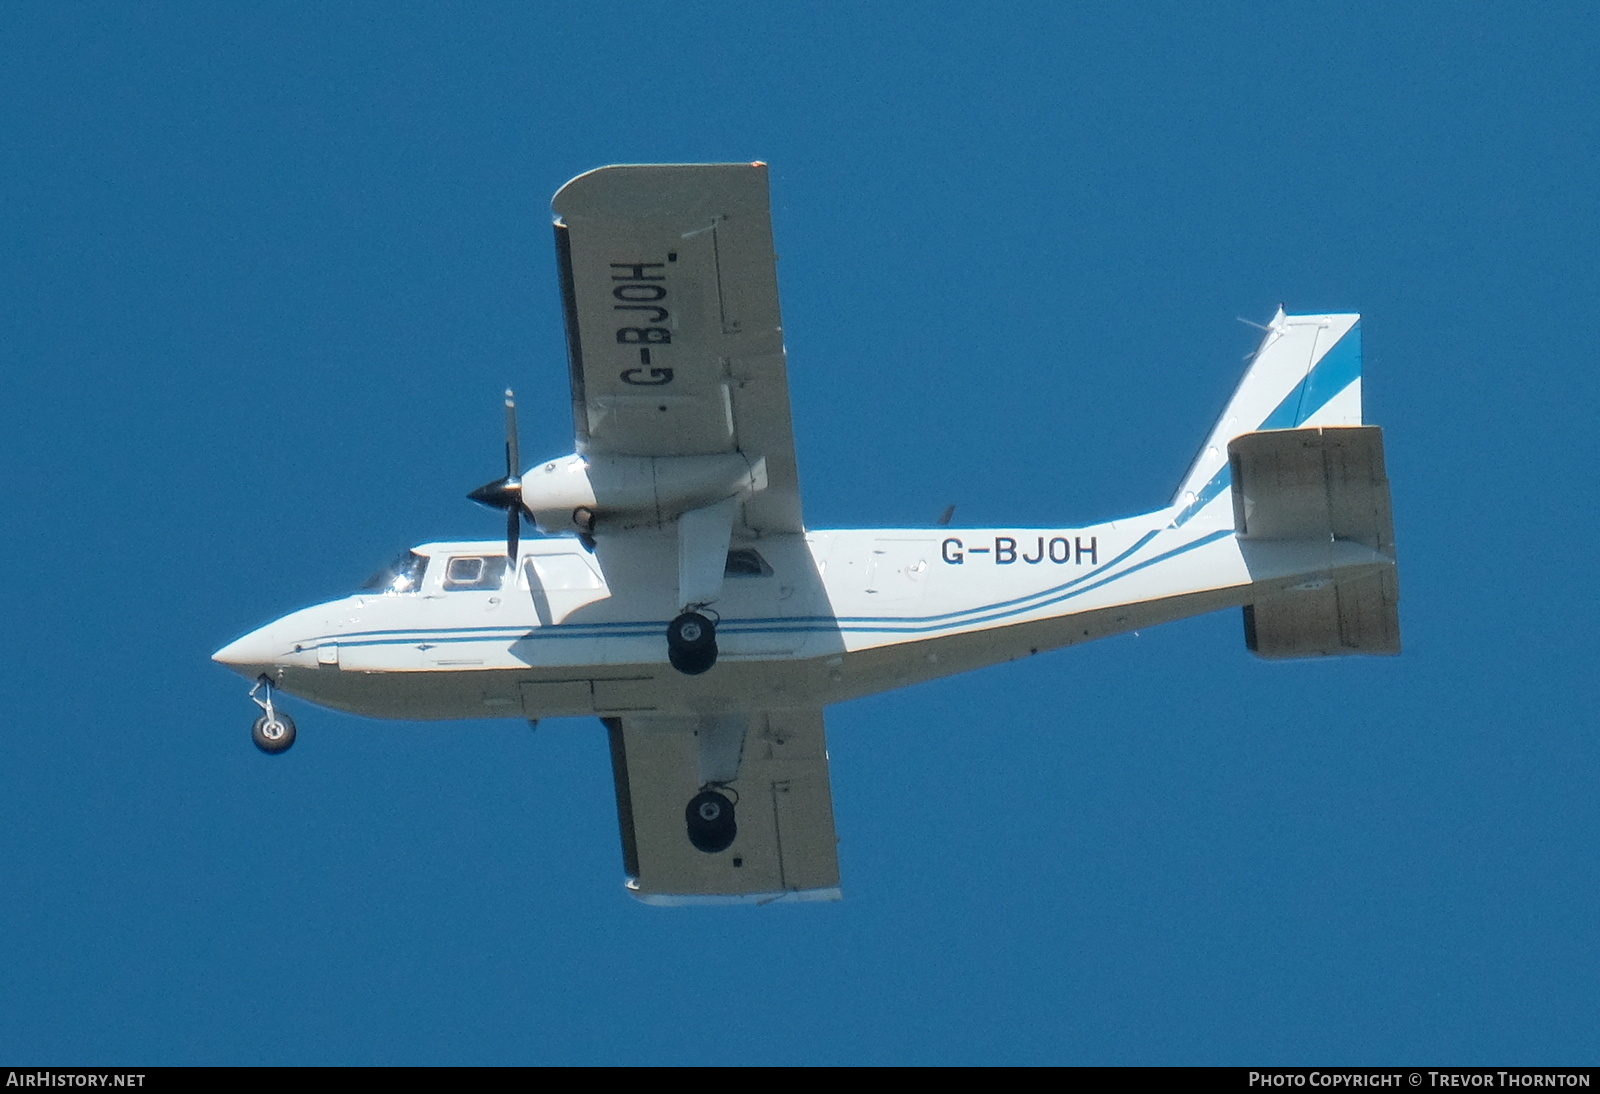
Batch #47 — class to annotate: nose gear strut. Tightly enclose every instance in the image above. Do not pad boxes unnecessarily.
[249,674,298,754]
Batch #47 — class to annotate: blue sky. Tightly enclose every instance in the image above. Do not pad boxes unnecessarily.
[2,2,1596,1065]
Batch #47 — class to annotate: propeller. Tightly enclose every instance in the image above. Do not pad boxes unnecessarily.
[468,389,528,565]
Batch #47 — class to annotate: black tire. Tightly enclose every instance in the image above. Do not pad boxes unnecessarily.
[666,612,717,676]
[685,790,737,854]
[668,643,718,675]
[252,711,297,754]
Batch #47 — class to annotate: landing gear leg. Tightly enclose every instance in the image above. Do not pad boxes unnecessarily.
[667,610,718,676]
[249,674,297,754]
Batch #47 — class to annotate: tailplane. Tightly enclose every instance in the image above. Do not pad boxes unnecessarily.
[1230,425,1400,658]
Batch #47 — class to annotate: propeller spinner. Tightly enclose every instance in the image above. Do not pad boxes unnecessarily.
[467,389,529,565]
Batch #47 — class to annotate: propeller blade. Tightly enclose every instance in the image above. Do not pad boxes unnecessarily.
[472,388,529,566]
[503,388,520,480]
[469,390,527,513]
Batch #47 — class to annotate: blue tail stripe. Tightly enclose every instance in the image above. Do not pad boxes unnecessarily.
[1174,321,1362,527]
[1262,321,1362,432]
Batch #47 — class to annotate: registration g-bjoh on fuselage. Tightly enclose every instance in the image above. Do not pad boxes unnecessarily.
[214,164,1401,905]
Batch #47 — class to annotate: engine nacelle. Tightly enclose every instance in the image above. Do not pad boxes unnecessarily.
[521,451,766,535]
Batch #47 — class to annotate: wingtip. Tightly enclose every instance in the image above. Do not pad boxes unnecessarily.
[627,884,843,907]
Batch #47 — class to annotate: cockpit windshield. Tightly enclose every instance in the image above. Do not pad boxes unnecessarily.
[361,550,429,595]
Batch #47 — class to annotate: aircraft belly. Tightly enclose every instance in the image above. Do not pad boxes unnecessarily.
[271,666,514,720]
[516,678,596,715]
[274,653,829,721]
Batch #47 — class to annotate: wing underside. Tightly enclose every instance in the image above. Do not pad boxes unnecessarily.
[553,163,803,537]
[603,709,841,904]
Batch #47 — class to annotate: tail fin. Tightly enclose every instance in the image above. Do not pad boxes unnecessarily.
[1171,310,1363,521]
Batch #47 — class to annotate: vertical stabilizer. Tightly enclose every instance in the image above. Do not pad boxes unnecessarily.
[1171,311,1362,522]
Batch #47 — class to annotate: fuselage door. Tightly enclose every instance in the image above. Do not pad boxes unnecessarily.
[423,554,509,668]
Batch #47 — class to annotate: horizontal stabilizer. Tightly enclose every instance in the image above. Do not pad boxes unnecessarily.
[1230,426,1400,658]
[1242,573,1399,658]
[1230,426,1394,550]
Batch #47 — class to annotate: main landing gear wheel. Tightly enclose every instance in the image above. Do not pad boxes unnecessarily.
[248,674,297,755]
[666,611,717,676]
[685,789,737,854]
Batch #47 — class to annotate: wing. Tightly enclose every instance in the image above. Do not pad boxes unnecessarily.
[603,708,842,904]
[553,163,803,536]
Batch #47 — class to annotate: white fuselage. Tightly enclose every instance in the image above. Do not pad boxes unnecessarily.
[213,498,1389,722]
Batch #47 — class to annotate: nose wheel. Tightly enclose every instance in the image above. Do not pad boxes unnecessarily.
[667,611,718,675]
[248,675,297,754]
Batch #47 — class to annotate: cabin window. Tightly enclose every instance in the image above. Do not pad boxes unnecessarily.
[443,556,506,590]
[361,551,429,595]
[725,548,773,577]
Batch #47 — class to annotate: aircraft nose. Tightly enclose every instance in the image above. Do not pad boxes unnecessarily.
[212,627,283,678]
